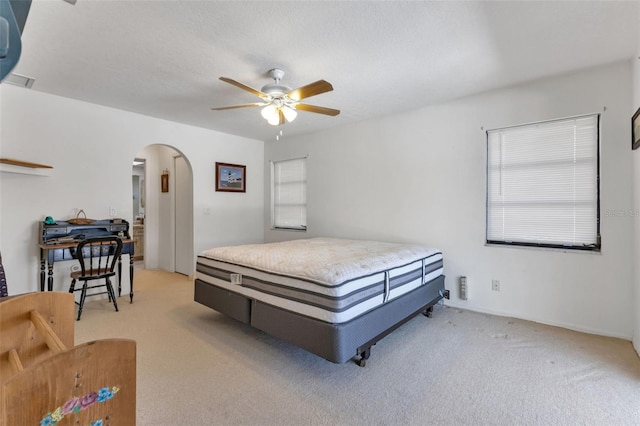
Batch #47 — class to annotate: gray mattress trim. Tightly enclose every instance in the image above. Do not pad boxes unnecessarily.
[196,251,444,289]
[196,258,444,313]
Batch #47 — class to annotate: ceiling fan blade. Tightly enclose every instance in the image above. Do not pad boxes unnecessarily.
[294,103,341,116]
[278,109,285,125]
[219,77,267,98]
[287,80,333,101]
[211,103,267,111]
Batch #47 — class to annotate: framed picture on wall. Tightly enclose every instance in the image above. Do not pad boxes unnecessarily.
[215,162,246,192]
[161,171,169,193]
[633,106,640,150]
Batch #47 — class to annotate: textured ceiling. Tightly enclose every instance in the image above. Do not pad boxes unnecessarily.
[8,0,640,142]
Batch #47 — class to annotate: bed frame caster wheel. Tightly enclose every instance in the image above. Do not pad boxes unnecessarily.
[423,306,433,318]
[356,348,371,367]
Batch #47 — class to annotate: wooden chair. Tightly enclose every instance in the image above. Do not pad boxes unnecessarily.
[69,237,123,320]
[0,251,7,298]
[0,292,136,425]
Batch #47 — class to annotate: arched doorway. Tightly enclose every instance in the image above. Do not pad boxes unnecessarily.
[132,144,194,275]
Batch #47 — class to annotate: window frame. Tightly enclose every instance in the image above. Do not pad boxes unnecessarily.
[270,157,307,231]
[485,114,601,252]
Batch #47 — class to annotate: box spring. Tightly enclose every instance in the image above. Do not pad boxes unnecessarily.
[194,274,445,364]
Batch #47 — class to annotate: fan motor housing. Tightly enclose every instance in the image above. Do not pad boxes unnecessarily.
[261,83,291,96]
[261,68,290,96]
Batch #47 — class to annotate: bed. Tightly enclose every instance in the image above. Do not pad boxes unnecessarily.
[194,237,447,366]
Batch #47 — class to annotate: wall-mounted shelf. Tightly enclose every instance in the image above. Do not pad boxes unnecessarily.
[0,158,54,176]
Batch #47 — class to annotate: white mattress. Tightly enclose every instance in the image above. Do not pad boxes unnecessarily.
[196,238,444,324]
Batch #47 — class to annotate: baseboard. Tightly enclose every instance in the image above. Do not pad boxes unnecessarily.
[443,301,632,342]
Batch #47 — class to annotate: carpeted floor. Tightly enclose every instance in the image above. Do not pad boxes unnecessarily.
[75,269,640,425]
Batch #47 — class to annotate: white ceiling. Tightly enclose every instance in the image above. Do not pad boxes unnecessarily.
[9,0,640,142]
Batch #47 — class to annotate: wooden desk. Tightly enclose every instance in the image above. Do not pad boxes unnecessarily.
[38,239,135,303]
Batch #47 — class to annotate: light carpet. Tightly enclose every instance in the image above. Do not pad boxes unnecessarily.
[74,269,640,425]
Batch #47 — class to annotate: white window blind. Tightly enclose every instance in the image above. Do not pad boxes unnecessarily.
[272,157,307,230]
[486,114,600,251]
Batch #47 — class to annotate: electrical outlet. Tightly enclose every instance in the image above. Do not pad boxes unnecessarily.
[492,279,500,291]
[109,207,117,217]
[459,276,468,300]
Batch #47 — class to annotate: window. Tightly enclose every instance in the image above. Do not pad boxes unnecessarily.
[271,157,307,230]
[486,114,600,251]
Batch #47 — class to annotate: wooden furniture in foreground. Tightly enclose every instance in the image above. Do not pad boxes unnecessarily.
[0,292,74,381]
[0,292,136,425]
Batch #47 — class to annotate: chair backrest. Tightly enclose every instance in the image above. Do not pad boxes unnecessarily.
[73,237,123,280]
[0,251,7,298]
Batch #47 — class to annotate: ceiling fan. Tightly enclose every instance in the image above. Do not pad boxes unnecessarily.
[211,68,340,126]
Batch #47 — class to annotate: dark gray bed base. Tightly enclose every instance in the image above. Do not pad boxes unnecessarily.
[194,275,446,366]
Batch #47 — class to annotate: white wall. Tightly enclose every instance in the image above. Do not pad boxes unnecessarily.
[0,85,264,296]
[135,144,179,271]
[265,61,634,339]
[632,20,640,354]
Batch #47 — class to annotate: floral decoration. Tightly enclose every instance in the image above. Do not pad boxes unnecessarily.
[40,386,119,426]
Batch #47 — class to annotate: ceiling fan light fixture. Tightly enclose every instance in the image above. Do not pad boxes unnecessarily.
[261,104,278,123]
[282,105,297,123]
[261,103,297,126]
[267,115,280,126]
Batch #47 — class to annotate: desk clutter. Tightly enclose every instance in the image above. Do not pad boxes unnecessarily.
[40,217,130,246]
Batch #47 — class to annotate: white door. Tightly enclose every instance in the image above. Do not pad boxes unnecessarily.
[174,155,193,275]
